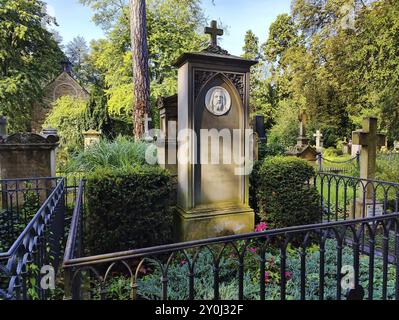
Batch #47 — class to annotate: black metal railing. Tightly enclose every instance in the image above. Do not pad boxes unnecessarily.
[0,178,66,300]
[55,170,85,208]
[0,177,62,252]
[317,153,360,174]
[315,173,399,222]
[378,150,399,161]
[63,175,399,300]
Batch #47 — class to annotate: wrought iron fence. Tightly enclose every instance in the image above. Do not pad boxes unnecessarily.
[317,153,360,174]
[0,178,66,300]
[378,150,399,162]
[315,173,399,222]
[0,177,62,251]
[55,170,85,207]
[63,176,399,300]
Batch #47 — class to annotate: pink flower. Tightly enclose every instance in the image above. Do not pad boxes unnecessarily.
[285,271,292,280]
[180,259,187,266]
[264,272,270,283]
[248,247,257,254]
[255,222,268,232]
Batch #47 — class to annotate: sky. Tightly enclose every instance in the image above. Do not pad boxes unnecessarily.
[46,0,292,56]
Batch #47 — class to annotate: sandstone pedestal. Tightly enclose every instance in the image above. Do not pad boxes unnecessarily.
[0,131,59,179]
[173,21,257,241]
[82,130,101,149]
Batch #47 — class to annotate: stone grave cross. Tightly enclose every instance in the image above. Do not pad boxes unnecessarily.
[352,117,386,183]
[205,20,223,47]
[313,130,323,152]
[352,117,386,216]
[297,109,308,147]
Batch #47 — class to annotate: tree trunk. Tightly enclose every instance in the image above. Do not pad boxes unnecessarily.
[129,0,150,140]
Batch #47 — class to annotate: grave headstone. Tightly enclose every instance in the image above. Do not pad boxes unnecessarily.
[352,117,386,218]
[82,130,101,149]
[313,130,323,153]
[157,95,178,174]
[173,20,257,241]
[253,115,267,161]
[0,129,59,179]
[287,110,318,161]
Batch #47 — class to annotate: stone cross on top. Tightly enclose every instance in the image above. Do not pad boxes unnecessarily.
[313,130,323,152]
[205,20,223,47]
[352,117,386,183]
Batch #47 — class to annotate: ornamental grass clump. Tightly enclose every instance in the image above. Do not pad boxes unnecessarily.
[65,136,150,173]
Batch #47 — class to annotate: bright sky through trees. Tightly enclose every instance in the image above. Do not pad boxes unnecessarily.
[46,0,291,55]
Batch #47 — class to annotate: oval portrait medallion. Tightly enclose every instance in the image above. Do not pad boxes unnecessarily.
[205,86,231,116]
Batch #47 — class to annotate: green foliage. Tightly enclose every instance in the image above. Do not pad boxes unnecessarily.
[0,0,65,131]
[262,0,399,145]
[268,100,299,148]
[376,156,399,183]
[85,166,174,255]
[242,30,276,126]
[263,13,300,65]
[255,156,321,228]
[84,87,111,133]
[101,239,397,300]
[44,96,87,164]
[66,136,149,173]
[65,36,92,85]
[84,0,206,123]
[259,141,286,160]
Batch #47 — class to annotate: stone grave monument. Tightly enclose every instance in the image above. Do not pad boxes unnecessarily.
[82,129,101,149]
[173,20,257,241]
[157,95,178,174]
[0,120,59,180]
[287,109,318,161]
[313,130,323,153]
[352,117,386,218]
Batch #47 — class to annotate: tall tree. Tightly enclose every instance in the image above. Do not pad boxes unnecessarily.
[242,30,276,127]
[0,0,64,131]
[129,0,150,139]
[83,0,206,129]
[65,36,90,84]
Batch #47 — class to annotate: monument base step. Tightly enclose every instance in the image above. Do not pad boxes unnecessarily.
[174,205,254,242]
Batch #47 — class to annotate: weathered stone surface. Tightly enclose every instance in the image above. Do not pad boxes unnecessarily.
[351,117,386,218]
[82,130,101,149]
[174,22,257,241]
[0,132,59,179]
[158,95,178,174]
[287,109,318,161]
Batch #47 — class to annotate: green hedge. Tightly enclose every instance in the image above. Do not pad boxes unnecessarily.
[85,166,174,255]
[254,156,321,228]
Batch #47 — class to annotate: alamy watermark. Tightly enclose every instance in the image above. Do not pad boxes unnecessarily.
[144,119,256,176]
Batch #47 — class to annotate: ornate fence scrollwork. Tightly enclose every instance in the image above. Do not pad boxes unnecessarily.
[0,178,66,300]
[63,175,399,301]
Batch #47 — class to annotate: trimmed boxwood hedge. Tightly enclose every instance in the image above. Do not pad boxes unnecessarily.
[85,166,174,255]
[254,156,321,229]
